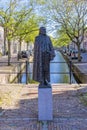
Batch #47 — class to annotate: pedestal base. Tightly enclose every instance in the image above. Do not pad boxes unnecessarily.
[38,85,53,121]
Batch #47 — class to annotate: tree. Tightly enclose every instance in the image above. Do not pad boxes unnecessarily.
[40,0,87,61]
[0,0,36,65]
[15,15,38,51]
[0,0,51,66]
[54,26,71,47]
[0,0,18,65]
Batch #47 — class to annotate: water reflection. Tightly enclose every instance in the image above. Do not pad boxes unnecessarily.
[21,62,33,84]
[21,73,26,84]
[50,51,69,83]
[50,51,76,83]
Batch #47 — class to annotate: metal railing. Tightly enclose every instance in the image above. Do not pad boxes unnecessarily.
[0,60,87,84]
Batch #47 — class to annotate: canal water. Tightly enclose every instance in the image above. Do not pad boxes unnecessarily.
[21,51,76,84]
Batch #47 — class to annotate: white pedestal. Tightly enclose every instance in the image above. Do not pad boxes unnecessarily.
[38,86,53,121]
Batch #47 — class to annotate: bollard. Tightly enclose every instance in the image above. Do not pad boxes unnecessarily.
[69,60,72,84]
[26,60,28,84]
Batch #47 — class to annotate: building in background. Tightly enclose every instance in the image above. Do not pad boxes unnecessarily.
[0,26,4,55]
[0,25,28,56]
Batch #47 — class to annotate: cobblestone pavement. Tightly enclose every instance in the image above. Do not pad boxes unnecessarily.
[0,84,87,130]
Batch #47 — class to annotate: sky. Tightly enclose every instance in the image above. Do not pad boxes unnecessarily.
[0,0,29,8]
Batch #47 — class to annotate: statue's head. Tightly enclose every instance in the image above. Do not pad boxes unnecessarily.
[39,27,46,35]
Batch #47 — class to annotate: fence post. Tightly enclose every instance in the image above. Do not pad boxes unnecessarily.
[69,60,72,84]
[26,60,28,84]
[18,62,21,83]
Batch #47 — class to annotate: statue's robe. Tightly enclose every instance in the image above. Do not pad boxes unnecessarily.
[33,28,55,83]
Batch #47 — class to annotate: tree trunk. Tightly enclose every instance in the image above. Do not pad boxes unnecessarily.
[18,38,22,53]
[8,39,11,66]
[3,28,7,55]
[78,44,81,62]
[27,42,29,51]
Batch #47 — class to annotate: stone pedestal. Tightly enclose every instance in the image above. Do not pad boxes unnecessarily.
[38,85,53,121]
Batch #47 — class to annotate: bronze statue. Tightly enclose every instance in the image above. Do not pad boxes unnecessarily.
[33,27,55,86]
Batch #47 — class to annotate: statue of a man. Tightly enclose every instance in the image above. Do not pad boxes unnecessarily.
[33,27,55,86]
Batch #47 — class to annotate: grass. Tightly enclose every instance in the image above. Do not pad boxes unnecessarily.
[0,91,13,106]
[0,85,22,108]
[28,79,39,84]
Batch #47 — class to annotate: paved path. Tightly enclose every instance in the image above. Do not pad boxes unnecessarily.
[0,84,87,130]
